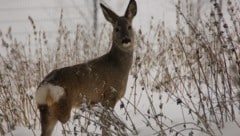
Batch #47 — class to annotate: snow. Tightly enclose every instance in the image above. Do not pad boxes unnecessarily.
[5,78,240,135]
[5,127,39,136]
[0,0,177,39]
[222,122,240,136]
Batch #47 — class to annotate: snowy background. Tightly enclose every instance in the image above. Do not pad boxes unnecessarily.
[0,0,176,39]
[1,0,240,136]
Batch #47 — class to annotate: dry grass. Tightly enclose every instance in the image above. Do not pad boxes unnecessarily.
[1,0,240,135]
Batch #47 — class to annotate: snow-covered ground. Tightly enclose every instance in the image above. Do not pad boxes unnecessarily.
[4,75,240,136]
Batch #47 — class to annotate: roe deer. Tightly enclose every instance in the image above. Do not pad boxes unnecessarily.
[35,0,137,135]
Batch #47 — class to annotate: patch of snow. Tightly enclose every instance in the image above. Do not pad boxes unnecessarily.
[5,127,40,136]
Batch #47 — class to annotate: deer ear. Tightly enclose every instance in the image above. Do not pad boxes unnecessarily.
[100,3,118,24]
[124,0,137,21]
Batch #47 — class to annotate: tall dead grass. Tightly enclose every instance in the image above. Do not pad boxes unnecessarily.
[0,0,240,135]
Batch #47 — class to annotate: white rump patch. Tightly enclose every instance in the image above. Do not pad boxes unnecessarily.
[35,83,65,105]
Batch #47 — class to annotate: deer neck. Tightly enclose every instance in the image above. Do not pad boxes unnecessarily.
[108,43,133,71]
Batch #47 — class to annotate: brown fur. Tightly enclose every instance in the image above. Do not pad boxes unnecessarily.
[36,0,137,136]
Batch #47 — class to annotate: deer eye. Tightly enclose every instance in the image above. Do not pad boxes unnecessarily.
[128,26,132,30]
[115,27,120,32]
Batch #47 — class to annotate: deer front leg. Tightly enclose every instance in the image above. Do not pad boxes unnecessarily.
[100,87,119,136]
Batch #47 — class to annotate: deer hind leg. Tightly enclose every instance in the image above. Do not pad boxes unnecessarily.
[36,84,66,136]
[38,99,71,136]
[38,105,58,136]
[55,96,72,124]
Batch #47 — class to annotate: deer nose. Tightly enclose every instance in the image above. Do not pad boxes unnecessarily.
[122,37,131,44]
